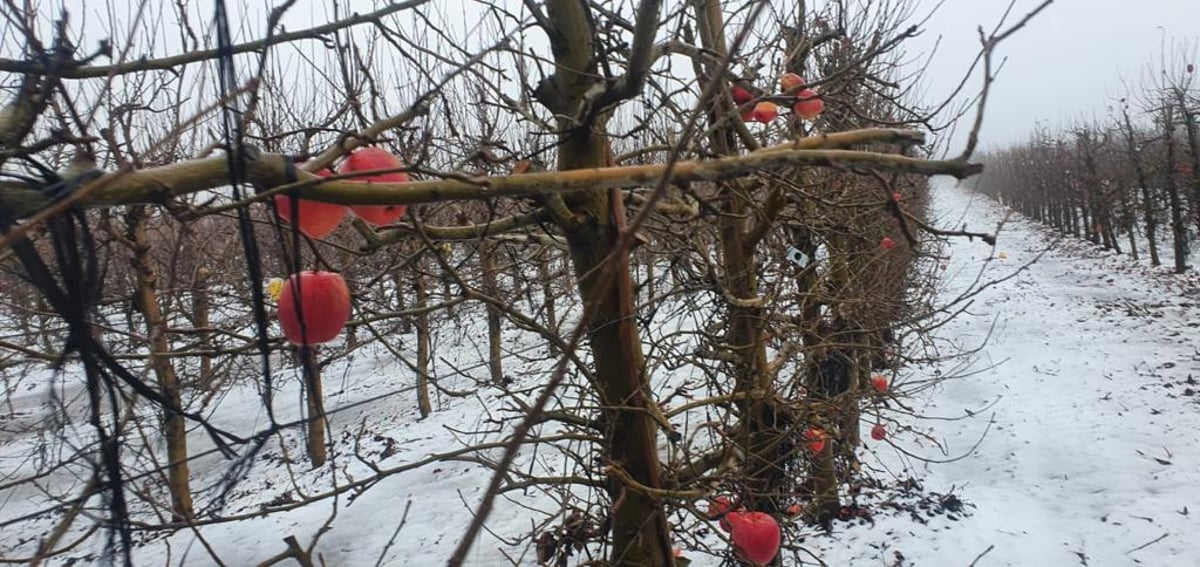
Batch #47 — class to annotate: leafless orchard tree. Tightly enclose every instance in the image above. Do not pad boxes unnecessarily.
[972,39,1198,274]
[0,1,1049,565]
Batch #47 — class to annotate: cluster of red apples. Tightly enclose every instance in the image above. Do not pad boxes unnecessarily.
[690,375,893,563]
[732,72,825,124]
[274,147,411,346]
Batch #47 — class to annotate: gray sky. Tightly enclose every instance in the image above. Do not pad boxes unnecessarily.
[912,0,1200,150]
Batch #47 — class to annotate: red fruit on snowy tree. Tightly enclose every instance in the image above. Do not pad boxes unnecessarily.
[871,423,887,441]
[274,167,346,238]
[727,511,781,566]
[786,503,803,517]
[752,101,779,123]
[880,236,896,250]
[870,374,888,393]
[277,271,352,345]
[893,191,903,203]
[804,427,827,453]
[779,72,806,93]
[707,496,737,532]
[731,84,755,104]
[337,147,410,226]
[793,89,825,120]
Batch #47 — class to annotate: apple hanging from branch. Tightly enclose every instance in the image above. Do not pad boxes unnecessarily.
[752,101,779,123]
[803,427,828,453]
[727,511,781,566]
[338,147,411,226]
[274,166,346,238]
[277,271,352,345]
[793,89,825,120]
[779,72,806,93]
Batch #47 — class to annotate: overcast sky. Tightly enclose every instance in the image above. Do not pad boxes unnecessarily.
[16,0,1200,155]
[912,0,1200,150]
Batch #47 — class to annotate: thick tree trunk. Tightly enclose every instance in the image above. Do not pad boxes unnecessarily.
[126,207,193,521]
[537,0,672,562]
[691,0,791,522]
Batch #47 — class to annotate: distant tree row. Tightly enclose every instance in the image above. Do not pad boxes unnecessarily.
[970,47,1198,273]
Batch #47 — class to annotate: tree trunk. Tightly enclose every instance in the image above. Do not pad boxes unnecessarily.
[192,266,213,390]
[1120,184,1139,261]
[537,252,559,356]
[126,207,193,521]
[481,240,504,385]
[1121,106,1160,266]
[392,269,411,334]
[415,271,433,418]
[300,345,326,468]
[1163,106,1189,273]
[539,1,673,562]
[1172,88,1200,233]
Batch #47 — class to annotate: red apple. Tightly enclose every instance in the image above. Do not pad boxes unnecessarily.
[274,167,346,239]
[707,496,737,532]
[793,89,825,120]
[880,236,896,250]
[786,503,803,517]
[892,191,903,203]
[870,423,887,441]
[804,427,827,453]
[870,374,888,393]
[779,72,806,93]
[728,511,781,566]
[338,147,410,226]
[277,271,352,345]
[731,84,755,104]
[752,101,779,123]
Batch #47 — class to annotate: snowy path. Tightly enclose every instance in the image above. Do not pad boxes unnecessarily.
[818,180,1200,566]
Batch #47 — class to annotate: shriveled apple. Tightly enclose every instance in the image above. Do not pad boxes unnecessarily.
[752,101,779,123]
[779,72,806,93]
[731,84,755,104]
[804,427,827,453]
[793,89,825,120]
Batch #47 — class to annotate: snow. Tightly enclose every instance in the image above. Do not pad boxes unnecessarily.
[812,179,1200,566]
[2,178,1200,565]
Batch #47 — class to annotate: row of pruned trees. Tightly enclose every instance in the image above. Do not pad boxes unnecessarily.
[971,47,1199,273]
[0,1,1032,566]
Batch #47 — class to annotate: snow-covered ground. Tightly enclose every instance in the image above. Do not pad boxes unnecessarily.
[814,179,1200,566]
[3,177,1199,566]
